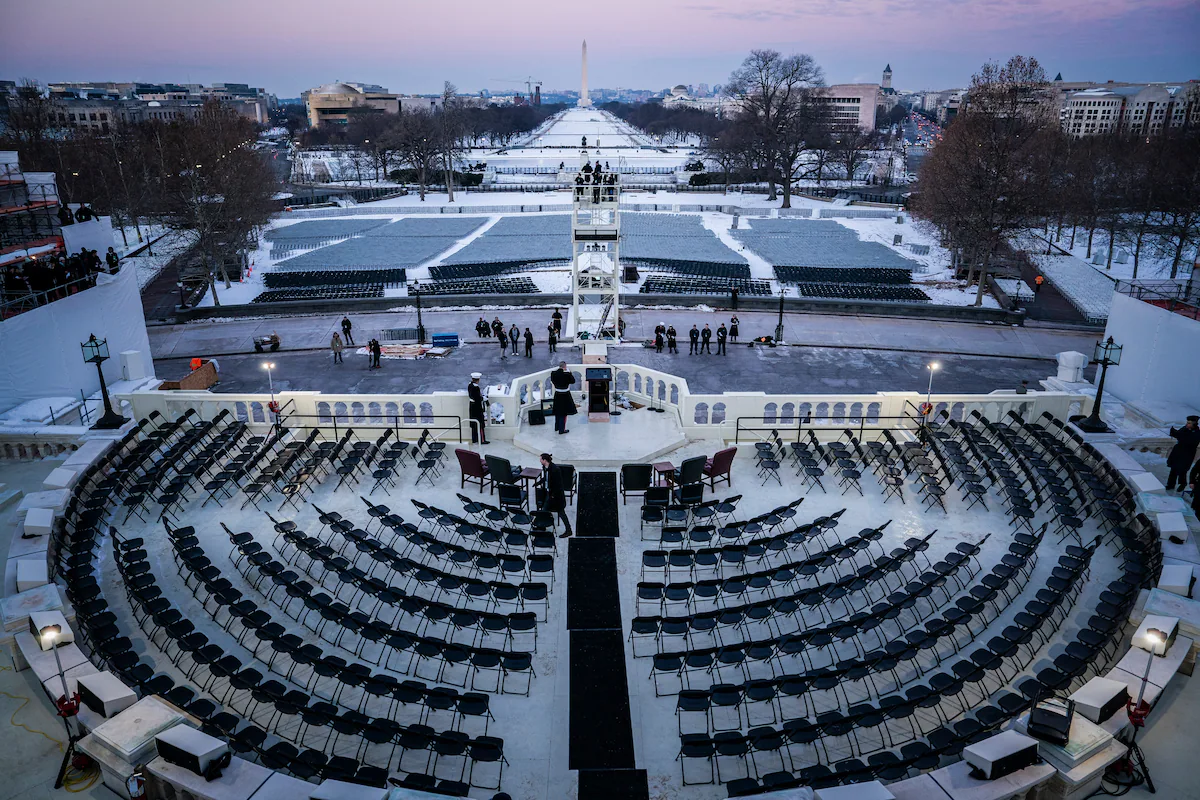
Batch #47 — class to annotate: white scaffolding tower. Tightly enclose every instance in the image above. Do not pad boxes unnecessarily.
[568,151,620,341]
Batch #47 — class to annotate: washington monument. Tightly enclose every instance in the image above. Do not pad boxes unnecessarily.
[578,40,591,107]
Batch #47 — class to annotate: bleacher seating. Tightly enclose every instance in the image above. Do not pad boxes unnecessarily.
[417,277,539,296]
[640,276,773,296]
[626,259,752,280]
[794,283,931,303]
[251,286,384,304]
[263,269,407,289]
[776,267,912,286]
[429,260,567,282]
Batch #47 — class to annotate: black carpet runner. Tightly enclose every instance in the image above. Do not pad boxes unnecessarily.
[568,472,648,800]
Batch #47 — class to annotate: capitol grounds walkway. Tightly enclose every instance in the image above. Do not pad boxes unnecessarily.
[148,307,1101,396]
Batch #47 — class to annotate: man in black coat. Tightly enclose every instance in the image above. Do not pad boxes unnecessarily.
[547,324,557,353]
[541,453,573,538]
[468,373,489,444]
[667,325,678,354]
[524,328,534,357]
[688,324,700,355]
[341,316,354,346]
[1166,415,1200,492]
[105,247,120,273]
[550,361,576,435]
[700,324,713,354]
[716,323,728,355]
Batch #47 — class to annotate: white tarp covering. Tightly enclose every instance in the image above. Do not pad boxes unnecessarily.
[61,216,115,256]
[0,265,154,412]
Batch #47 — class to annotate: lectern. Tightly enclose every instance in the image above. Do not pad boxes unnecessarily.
[586,367,611,422]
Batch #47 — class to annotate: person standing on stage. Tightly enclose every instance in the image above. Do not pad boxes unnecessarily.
[541,453,573,538]
[688,324,700,355]
[468,373,489,444]
[550,361,576,435]
[547,324,557,353]
[667,325,678,354]
[700,324,713,354]
[716,323,728,355]
[1166,415,1200,492]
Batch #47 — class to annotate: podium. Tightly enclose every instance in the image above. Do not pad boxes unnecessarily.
[586,367,611,422]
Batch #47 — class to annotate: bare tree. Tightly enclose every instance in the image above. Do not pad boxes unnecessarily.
[829,126,875,184]
[702,126,749,193]
[913,55,1056,305]
[395,111,441,201]
[150,102,277,304]
[725,49,826,207]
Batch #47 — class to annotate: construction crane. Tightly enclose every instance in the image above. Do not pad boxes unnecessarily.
[490,76,542,98]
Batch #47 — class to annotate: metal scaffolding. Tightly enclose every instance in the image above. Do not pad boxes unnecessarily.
[568,150,620,341]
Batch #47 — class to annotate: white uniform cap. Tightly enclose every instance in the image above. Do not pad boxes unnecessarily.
[471,372,482,380]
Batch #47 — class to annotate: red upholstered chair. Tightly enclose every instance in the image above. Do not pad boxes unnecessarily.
[456,448,491,492]
[703,447,736,490]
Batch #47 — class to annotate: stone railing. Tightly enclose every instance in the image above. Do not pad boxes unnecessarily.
[118,365,1090,448]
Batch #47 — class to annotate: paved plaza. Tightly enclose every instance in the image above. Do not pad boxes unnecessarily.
[149,308,1100,396]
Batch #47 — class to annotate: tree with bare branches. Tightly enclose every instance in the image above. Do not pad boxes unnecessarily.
[913,55,1057,305]
[725,49,826,207]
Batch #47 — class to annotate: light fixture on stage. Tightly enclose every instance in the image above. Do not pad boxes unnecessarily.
[1076,336,1122,433]
[33,618,84,789]
[81,334,129,430]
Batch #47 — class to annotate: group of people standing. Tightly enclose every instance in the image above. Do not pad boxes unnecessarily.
[574,160,617,203]
[651,317,739,355]
[476,309,564,360]
[2,246,121,307]
[329,315,380,368]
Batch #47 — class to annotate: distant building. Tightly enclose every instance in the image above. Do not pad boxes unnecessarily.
[878,64,900,115]
[661,84,729,114]
[46,81,276,126]
[302,82,400,127]
[817,84,879,130]
[1058,81,1199,137]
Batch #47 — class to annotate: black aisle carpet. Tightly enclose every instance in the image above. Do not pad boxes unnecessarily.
[575,471,619,538]
[567,471,648,799]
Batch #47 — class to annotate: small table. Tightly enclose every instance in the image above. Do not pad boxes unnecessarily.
[518,467,542,495]
[653,461,675,487]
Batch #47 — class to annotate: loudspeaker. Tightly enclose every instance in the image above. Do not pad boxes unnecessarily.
[964,730,1041,780]
[528,409,546,426]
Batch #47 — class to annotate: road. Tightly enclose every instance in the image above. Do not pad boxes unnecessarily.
[148,306,1100,395]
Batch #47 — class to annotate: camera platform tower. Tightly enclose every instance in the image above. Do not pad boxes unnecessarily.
[567,150,621,342]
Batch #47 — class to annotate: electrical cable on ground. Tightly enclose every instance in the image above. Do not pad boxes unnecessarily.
[1,664,98,791]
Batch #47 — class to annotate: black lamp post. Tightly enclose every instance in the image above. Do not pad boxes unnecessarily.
[1077,336,1122,433]
[81,334,128,430]
[412,281,425,345]
[775,289,786,344]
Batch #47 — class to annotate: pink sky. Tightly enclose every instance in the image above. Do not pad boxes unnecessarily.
[4,0,1198,96]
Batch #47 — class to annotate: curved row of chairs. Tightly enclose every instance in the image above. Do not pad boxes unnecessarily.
[700,410,1160,795]
[51,412,547,794]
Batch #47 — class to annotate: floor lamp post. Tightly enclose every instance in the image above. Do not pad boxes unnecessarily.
[262,361,278,429]
[81,334,129,430]
[775,289,785,344]
[1077,336,1122,433]
[1112,628,1163,793]
[36,624,81,790]
[412,281,425,345]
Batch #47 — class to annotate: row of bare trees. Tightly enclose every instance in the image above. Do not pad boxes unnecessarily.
[681,50,891,201]
[294,85,564,200]
[1,82,278,304]
[914,56,1200,306]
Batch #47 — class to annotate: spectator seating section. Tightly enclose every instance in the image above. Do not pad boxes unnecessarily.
[640,276,773,296]
[417,277,538,296]
[263,269,407,289]
[794,283,931,303]
[251,286,384,304]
